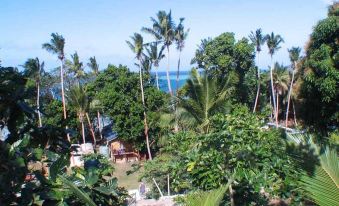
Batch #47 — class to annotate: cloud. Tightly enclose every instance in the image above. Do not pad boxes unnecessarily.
[321,0,334,5]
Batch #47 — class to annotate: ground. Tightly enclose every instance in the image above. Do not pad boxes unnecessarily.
[113,161,143,190]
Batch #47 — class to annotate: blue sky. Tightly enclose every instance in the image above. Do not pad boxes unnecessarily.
[0,0,332,72]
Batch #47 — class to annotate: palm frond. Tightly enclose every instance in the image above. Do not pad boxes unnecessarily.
[58,175,97,206]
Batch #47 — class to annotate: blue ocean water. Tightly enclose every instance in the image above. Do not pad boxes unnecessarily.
[155,71,190,93]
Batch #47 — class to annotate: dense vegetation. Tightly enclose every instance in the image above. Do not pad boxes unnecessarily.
[0,2,338,206]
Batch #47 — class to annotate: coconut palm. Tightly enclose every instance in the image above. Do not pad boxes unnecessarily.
[249,29,266,112]
[145,42,165,90]
[126,33,153,160]
[142,10,175,95]
[272,63,290,124]
[87,56,103,139]
[22,58,44,127]
[285,47,301,127]
[87,56,99,76]
[42,33,67,120]
[67,85,89,144]
[66,52,85,86]
[179,68,232,133]
[266,32,284,126]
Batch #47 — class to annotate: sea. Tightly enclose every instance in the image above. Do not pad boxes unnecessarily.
[155,71,190,93]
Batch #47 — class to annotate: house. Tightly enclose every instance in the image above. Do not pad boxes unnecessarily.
[102,124,140,162]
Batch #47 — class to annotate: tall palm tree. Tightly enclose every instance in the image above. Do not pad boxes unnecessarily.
[179,68,232,133]
[22,58,44,127]
[87,56,103,139]
[266,32,284,126]
[126,33,153,160]
[142,10,175,95]
[87,56,99,76]
[174,18,189,132]
[145,42,165,90]
[249,29,266,112]
[272,63,290,124]
[42,33,67,120]
[285,47,301,127]
[66,52,85,86]
[67,85,89,144]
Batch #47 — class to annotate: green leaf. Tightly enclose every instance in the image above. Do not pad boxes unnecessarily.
[301,147,339,206]
[50,156,69,182]
[58,175,97,206]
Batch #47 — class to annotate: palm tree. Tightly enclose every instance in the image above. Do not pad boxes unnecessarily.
[142,10,175,96]
[87,56,103,139]
[249,29,266,112]
[272,63,290,124]
[285,47,301,127]
[145,42,165,90]
[87,56,99,76]
[179,68,232,133]
[126,33,152,160]
[67,85,89,144]
[174,18,189,132]
[66,52,85,86]
[22,58,44,127]
[42,33,67,120]
[266,32,284,126]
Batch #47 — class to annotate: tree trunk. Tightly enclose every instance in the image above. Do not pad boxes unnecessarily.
[139,59,152,160]
[155,66,160,90]
[86,113,96,146]
[60,59,70,142]
[292,99,298,126]
[174,51,182,132]
[166,46,173,96]
[270,58,277,121]
[276,91,279,127]
[253,52,260,113]
[37,81,42,127]
[285,62,296,127]
[81,117,86,144]
[97,111,103,139]
[60,59,67,119]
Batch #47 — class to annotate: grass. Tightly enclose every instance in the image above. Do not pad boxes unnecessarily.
[113,162,143,190]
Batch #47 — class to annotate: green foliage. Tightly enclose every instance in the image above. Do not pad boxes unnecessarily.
[179,68,232,133]
[299,7,339,134]
[301,148,339,206]
[87,64,167,150]
[191,32,257,106]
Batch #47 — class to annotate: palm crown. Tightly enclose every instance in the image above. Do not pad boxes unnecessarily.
[22,57,44,82]
[175,18,189,51]
[66,52,85,80]
[126,33,144,60]
[288,47,301,65]
[142,10,175,47]
[87,56,99,76]
[42,33,65,60]
[266,32,284,57]
[249,28,266,53]
[145,42,165,67]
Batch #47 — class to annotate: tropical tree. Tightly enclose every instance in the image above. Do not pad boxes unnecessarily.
[179,68,232,133]
[249,29,266,112]
[22,58,44,127]
[42,33,67,120]
[174,17,189,132]
[87,56,103,138]
[145,42,165,90]
[67,85,89,144]
[142,10,176,95]
[66,51,85,86]
[87,56,99,76]
[266,32,284,125]
[126,33,152,160]
[285,47,301,127]
[272,63,290,124]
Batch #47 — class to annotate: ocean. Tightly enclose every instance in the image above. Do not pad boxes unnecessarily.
[155,71,190,93]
